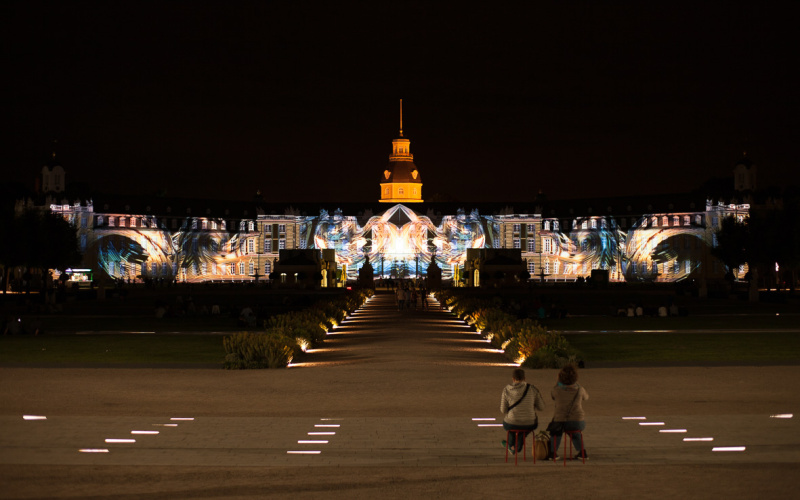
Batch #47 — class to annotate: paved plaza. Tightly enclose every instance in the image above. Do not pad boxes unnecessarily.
[1,292,798,499]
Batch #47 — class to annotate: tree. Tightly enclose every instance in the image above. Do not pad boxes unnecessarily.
[0,209,82,294]
[711,216,749,279]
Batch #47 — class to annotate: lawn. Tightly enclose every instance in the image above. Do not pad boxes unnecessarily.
[0,334,226,365]
[565,332,800,364]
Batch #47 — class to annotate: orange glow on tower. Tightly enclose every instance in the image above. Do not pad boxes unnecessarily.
[380,99,423,203]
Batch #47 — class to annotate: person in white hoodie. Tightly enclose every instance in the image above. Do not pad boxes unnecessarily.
[500,368,545,454]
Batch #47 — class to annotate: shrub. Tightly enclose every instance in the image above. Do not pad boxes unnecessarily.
[223,331,296,369]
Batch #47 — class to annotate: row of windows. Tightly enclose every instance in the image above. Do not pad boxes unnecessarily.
[96,216,282,232]
[513,215,706,232]
[109,261,273,277]
[525,259,694,276]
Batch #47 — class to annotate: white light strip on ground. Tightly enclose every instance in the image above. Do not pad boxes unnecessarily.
[315,424,340,428]
[298,440,329,444]
[472,418,496,421]
[153,424,178,427]
[659,429,687,433]
[105,439,136,443]
[320,418,342,421]
[79,449,109,453]
[170,417,194,421]
[478,424,504,427]
[308,432,335,435]
[639,422,665,426]
[287,451,321,454]
[683,437,714,442]
[131,430,159,435]
[712,446,746,452]
[23,415,47,420]
[622,417,646,420]
[770,414,794,419]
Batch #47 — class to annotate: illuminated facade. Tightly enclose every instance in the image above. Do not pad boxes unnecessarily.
[29,106,750,286]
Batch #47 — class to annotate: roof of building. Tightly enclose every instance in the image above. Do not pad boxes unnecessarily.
[382,160,422,184]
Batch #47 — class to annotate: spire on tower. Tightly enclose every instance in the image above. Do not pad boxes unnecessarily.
[399,99,403,137]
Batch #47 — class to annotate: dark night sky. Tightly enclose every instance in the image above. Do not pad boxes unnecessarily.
[3,2,798,203]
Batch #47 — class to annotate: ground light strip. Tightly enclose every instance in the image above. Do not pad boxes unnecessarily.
[684,437,714,442]
[23,415,47,420]
[287,451,321,454]
[298,440,329,444]
[308,432,335,435]
[315,424,340,428]
[622,417,646,420]
[659,429,687,433]
[770,414,793,418]
[472,418,496,421]
[478,424,503,427]
[131,430,159,435]
[105,438,136,443]
[639,422,665,426]
[170,417,195,421]
[79,449,109,453]
[712,446,746,452]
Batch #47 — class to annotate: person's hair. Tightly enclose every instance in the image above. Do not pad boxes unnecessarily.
[558,364,579,385]
[512,368,526,381]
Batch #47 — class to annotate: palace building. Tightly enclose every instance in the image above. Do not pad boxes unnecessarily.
[18,104,751,288]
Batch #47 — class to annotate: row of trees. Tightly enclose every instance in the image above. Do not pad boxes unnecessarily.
[712,192,800,291]
[0,209,82,294]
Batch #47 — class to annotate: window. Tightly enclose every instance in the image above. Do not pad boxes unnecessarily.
[229,241,236,253]
[591,219,597,229]
[651,217,658,227]
[172,263,178,275]
[221,221,226,230]
[685,260,691,273]
[513,238,520,249]
[119,218,126,227]
[265,261,271,274]
[278,239,286,250]
[513,224,520,233]
[673,216,680,226]
[247,239,255,253]
[601,219,607,229]
[230,263,236,275]
[553,260,560,274]
[553,221,559,231]
[581,262,587,274]
[712,233,718,248]
[572,220,578,229]
[279,224,286,233]
[527,224,535,233]
[581,220,588,229]
[151,263,157,275]
[662,216,669,227]
[545,261,550,274]
[695,215,702,225]
[202,220,208,230]
[239,262,245,275]
[191,219,197,229]
[248,262,254,276]
[543,238,552,253]
[543,221,550,231]
[162,263,168,275]
[211,263,217,275]
[398,188,404,195]
[673,261,680,274]
[528,261,535,274]
[641,218,647,228]
[264,239,272,252]
[527,240,535,252]
[581,240,588,252]
[248,221,255,231]
[201,263,207,275]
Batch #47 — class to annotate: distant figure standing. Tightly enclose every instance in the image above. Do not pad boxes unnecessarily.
[396,286,405,311]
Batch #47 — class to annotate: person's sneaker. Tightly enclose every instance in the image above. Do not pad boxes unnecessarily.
[573,450,588,460]
[501,440,508,450]
[548,453,561,461]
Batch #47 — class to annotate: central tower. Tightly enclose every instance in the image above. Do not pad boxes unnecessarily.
[379,99,423,203]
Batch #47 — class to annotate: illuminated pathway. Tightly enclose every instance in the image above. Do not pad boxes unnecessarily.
[1,292,799,484]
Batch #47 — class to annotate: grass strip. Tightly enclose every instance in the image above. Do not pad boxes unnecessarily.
[0,335,225,365]
[565,332,800,364]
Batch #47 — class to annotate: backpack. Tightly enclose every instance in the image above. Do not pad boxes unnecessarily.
[534,430,551,460]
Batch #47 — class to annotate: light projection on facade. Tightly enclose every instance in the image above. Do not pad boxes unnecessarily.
[58,200,745,285]
[310,204,495,280]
